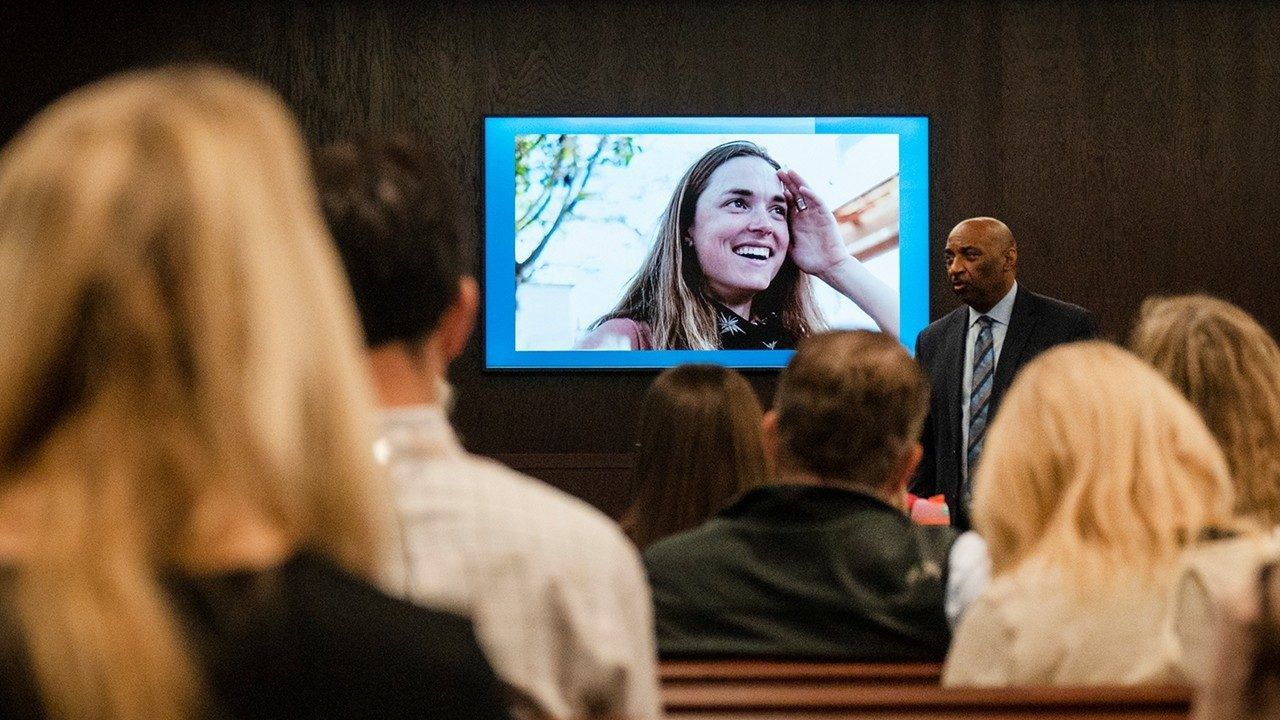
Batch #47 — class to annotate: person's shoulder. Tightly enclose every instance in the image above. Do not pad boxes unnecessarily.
[848,501,956,565]
[281,553,477,641]
[642,518,729,575]
[576,318,652,350]
[464,453,635,542]
[917,306,967,342]
[271,554,508,716]
[1022,288,1091,321]
[432,452,647,584]
[941,571,1021,686]
[1018,287,1097,340]
[959,570,1031,630]
[642,525,701,562]
[915,306,967,358]
[914,522,960,552]
[1181,531,1280,587]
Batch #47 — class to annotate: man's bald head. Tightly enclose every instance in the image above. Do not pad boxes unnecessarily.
[944,217,1018,313]
[949,217,1016,253]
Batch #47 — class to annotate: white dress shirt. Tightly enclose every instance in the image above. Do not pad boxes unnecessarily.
[960,282,1018,482]
[375,404,662,720]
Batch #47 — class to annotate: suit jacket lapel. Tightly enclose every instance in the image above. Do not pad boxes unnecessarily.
[991,289,1038,411]
[940,307,968,468]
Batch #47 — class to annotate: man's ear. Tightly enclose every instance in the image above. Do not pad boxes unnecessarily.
[1004,243,1019,273]
[761,410,779,469]
[890,442,924,496]
[436,276,478,362]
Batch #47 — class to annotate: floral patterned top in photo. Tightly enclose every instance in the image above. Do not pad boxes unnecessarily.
[714,303,796,350]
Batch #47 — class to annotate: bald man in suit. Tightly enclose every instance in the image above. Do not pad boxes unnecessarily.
[911,218,1096,530]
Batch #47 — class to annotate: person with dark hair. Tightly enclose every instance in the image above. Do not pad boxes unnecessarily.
[316,137,471,351]
[314,135,662,720]
[577,140,898,350]
[644,331,956,659]
[621,364,769,550]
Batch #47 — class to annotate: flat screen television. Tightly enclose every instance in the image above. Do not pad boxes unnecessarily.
[484,116,928,369]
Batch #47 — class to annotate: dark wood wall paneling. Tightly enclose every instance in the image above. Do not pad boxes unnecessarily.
[6,3,1280,513]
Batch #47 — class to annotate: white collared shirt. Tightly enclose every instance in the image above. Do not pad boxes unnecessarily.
[376,404,662,720]
[960,281,1018,482]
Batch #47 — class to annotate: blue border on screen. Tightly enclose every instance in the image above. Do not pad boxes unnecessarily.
[485,116,929,370]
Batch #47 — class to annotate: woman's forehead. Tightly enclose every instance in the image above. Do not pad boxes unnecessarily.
[702,155,784,196]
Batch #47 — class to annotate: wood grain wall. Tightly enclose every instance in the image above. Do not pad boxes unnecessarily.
[6,3,1280,507]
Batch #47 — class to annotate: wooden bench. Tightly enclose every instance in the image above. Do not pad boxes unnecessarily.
[660,661,1192,720]
[664,682,1191,720]
[661,660,943,688]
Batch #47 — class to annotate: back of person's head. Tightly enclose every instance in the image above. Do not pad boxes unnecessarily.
[773,331,928,494]
[313,135,469,349]
[623,364,767,549]
[1130,294,1280,527]
[973,342,1237,592]
[0,66,382,720]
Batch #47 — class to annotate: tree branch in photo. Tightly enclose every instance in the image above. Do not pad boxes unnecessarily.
[515,136,610,284]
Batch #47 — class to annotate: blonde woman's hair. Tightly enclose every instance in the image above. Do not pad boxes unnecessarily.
[973,342,1237,593]
[0,66,384,720]
[592,141,825,349]
[1130,294,1280,527]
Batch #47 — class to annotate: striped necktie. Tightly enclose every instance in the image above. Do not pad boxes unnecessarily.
[965,315,995,512]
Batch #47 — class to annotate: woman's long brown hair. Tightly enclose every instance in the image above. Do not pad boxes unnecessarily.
[622,364,769,549]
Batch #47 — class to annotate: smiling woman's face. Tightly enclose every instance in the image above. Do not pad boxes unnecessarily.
[687,155,790,312]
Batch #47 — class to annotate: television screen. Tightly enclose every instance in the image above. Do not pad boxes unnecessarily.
[485,116,928,369]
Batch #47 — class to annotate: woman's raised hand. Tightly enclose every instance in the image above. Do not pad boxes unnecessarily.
[777,168,848,276]
[775,167,899,338]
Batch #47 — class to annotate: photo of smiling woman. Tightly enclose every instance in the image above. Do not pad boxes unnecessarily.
[575,141,898,350]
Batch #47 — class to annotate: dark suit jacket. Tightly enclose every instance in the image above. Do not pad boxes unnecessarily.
[911,287,1097,530]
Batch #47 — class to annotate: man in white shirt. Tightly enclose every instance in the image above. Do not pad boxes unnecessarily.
[911,217,1096,530]
[314,136,662,720]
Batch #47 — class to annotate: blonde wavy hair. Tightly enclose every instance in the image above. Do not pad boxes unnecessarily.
[1130,294,1280,528]
[0,67,384,720]
[973,342,1237,592]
